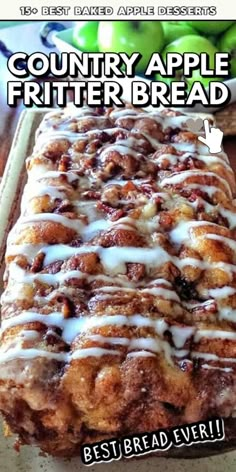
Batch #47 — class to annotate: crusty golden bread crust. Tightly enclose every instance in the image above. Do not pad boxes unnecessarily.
[0,104,236,457]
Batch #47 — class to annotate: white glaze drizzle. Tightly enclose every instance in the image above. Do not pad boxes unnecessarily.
[2,103,236,371]
[0,348,69,363]
[155,152,232,171]
[160,170,232,197]
[1,312,169,345]
[201,364,233,373]
[6,242,236,278]
[191,352,236,363]
[194,330,236,342]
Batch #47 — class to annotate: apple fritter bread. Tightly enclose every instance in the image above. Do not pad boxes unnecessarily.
[0,104,236,457]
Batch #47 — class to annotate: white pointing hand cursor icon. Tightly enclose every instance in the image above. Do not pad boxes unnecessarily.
[198,119,223,154]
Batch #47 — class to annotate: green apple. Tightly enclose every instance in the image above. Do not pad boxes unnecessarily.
[218,23,236,78]
[161,21,198,45]
[206,35,218,46]
[98,21,164,72]
[186,21,234,35]
[72,21,99,52]
[155,35,220,89]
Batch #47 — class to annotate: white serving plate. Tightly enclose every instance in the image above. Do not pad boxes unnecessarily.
[53,27,236,113]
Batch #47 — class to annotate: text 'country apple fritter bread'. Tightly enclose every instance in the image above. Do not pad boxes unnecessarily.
[1,104,236,457]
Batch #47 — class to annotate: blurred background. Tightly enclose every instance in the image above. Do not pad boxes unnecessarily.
[0,21,73,177]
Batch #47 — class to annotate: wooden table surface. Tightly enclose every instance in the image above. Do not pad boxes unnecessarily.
[0,94,236,179]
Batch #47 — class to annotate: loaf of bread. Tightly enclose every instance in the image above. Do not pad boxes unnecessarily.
[0,104,236,457]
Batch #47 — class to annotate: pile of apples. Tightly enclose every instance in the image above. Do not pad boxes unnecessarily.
[72,21,236,87]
